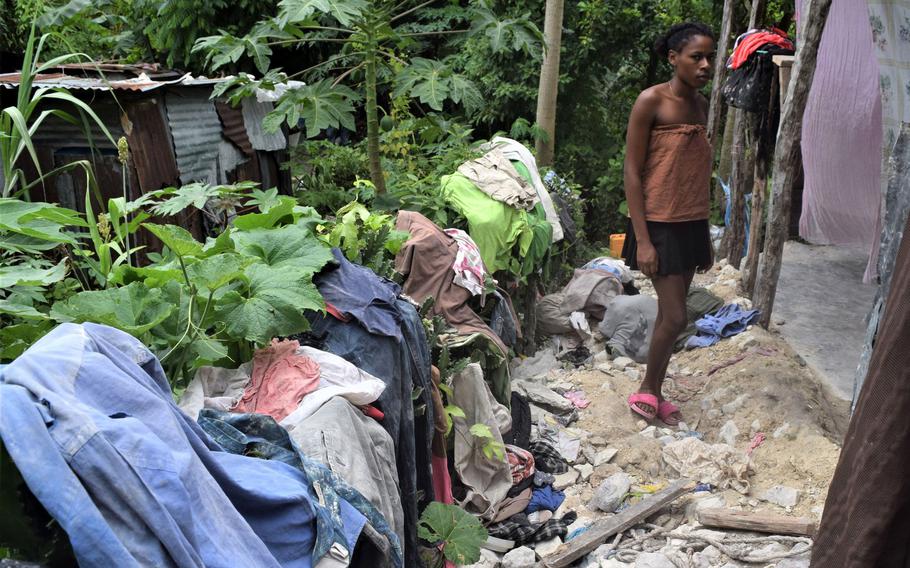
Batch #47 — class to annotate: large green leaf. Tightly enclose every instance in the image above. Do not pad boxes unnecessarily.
[0,299,48,320]
[0,320,54,361]
[214,263,324,344]
[143,223,204,258]
[0,199,85,251]
[417,502,487,565]
[50,282,175,337]
[394,58,450,111]
[109,262,184,288]
[233,223,334,273]
[186,253,247,293]
[232,196,298,230]
[0,258,67,288]
[189,335,231,367]
[266,80,359,138]
[277,0,366,27]
[150,183,222,217]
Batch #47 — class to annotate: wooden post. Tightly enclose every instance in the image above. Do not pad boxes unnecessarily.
[754,0,834,327]
[521,273,539,355]
[534,0,565,167]
[697,509,816,536]
[742,72,779,294]
[707,0,735,146]
[721,0,767,267]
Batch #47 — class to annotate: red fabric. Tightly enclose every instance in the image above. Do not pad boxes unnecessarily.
[505,445,535,485]
[325,302,350,322]
[232,339,320,421]
[729,30,794,69]
[432,455,454,504]
[359,404,385,422]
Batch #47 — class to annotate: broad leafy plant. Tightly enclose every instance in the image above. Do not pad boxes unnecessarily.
[0,27,115,198]
[194,0,540,194]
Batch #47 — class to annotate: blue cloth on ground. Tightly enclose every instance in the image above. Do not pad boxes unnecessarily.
[685,304,761,349]
[198,409,403,567]
[315,248,403,340]
[0,323,364,568]
[525,485,566,514]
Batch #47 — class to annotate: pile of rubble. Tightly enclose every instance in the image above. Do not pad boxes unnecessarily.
[469,261,848,568]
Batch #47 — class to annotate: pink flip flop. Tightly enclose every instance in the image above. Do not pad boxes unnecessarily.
[658,400,682,426]
[628,393,659,420]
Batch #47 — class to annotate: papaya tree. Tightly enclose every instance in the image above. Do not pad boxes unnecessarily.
[194,0,541,193]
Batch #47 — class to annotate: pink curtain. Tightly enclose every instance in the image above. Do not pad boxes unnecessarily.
[799,0,882,248]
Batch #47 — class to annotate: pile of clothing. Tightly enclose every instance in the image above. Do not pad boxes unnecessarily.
[439,138,564,277]
[723,27,795,113]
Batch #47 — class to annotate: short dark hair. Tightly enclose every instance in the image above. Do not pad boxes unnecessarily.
[654,22,715,57]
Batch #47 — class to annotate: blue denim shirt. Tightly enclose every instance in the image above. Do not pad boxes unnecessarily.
[0,323,365,567]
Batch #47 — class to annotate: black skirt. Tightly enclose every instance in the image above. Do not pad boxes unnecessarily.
[621,219,713,276]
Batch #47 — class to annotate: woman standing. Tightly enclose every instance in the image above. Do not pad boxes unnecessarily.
[622,22,716,425]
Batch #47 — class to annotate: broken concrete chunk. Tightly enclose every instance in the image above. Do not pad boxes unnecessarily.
[624,368,641,381]
[464,548,503,568]
[721,394,749,415]
[760,485,800,508]
[512,348,558,382]
[502,545,536,568]
[639,425,658,438]
[533,536,563,558]
[633,552,676,568]
[590,472,632,513]
[593,448,618,466]
[719,420,740,446]
[574,463,594,481]
[612,356,634,369]
[554,468,580,490]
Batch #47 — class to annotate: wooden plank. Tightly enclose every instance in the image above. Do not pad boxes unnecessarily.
[754,0,834,328]
[706,0,735,145]
[541,479,695,568]
[697,508,816,536]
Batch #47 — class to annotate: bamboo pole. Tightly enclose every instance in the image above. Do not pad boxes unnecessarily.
[754,0,834,327]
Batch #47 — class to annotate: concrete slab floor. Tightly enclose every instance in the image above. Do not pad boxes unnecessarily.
[772,241,877,400]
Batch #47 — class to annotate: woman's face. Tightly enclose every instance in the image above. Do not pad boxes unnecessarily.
[669,35,715,88]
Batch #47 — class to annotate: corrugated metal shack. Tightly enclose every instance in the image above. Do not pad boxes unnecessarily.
[0,63,291,241]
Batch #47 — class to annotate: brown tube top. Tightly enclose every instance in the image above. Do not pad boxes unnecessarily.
[640,123,712,222]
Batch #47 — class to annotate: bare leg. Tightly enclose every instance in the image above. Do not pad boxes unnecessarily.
[631,270,694,418]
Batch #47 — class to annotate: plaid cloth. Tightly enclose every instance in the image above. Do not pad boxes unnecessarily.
[487,511,578,545]
[529,439,569,474]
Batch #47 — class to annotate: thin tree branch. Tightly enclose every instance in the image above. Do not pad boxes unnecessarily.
[390,0,437,22]
[400,29,470,37]
[266,38,353,46]
[286,51,367,79]
[378,49,408,66]
[332,62,367,86]
[297,25,355,34]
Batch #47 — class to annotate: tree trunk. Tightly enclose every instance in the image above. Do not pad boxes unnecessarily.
[534,0,564,167]
[754,0,833,328]
[707,0,734,145]
[742,162,767,294]
[364,42,386,194]
[721,0,767,267]
[716,105,736,207]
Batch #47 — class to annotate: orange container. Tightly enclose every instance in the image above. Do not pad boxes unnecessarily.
[609,233,626,258]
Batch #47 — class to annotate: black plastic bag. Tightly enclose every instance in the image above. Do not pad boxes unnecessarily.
[722,45,793,112]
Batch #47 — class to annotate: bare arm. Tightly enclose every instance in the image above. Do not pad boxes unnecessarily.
[624,90,660,276]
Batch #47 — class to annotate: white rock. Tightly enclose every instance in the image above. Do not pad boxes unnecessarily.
[624,368,641,381]
[636,419,648,430]
[612,356,634,369]
[678,422,690,432]
[719,420,740,446]
[640,426,658,438]
[633,552,675,568]
[750,419,762,437]
[721,394,749,415]
[772,422,792,439]
[732,332,759,350]
[590,473,632,512]
[554,469,580,490]
[720,264,739,277]
[760,485,800,508]
[658,428,674,436]
[706,409,722,420]
[594,448,618,466]
[502,545,536,568]
[692,545,722,568]
[575,463,594,481]
[594,350,610,364]
[658,435,676,446]
[464,548,503,568]
[533,537,563,558]
[685,493,726,522]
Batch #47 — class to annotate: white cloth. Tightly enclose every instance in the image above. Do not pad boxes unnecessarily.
[490,136,565,243]
[178,346,386,424]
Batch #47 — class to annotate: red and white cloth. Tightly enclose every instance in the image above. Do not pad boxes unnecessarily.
[444,228,492,297]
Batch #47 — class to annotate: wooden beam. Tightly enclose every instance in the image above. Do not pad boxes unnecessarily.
[754,0,834,327]
[742,71,778,295]
[721,0,767,267]
[697,508,816,536]
[541,479,694,567]
[707,0,735,146]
